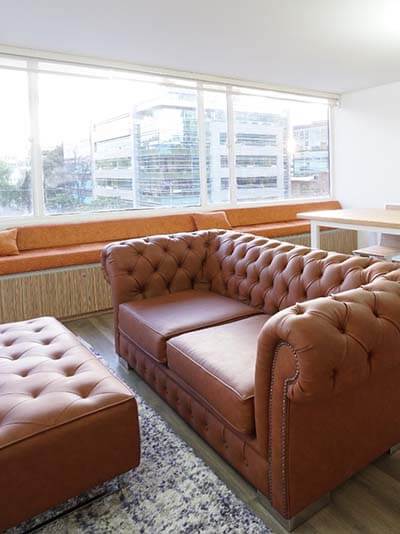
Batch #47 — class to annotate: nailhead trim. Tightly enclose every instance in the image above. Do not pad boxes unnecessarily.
[268,341,300,515]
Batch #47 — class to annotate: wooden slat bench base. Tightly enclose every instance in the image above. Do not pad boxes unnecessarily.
[0,263,112,323]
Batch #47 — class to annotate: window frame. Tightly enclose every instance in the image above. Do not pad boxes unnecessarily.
[0,46,337,228]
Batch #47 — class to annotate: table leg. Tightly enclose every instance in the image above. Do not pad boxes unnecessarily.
[311,221,321,249]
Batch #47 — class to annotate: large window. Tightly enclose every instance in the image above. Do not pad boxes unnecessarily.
[0,54,333,221]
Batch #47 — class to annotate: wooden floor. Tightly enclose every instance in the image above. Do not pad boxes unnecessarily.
[66,312,400,534]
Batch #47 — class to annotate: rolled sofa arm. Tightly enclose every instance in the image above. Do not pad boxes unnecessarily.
[255,277,400,519]
[101,232,211,308]
[257,277,400,403]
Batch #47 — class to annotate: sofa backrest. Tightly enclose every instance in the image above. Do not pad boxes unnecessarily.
[102,229,399,316]
[224,200,340,227]
[102,231,213,307]
[204,231,399,315]
[17,213,196,251]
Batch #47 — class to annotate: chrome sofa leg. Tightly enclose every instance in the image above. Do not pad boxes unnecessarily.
[118,356,130,371]
[257,492,331,531]
[25,479,127,533]
[389,443,400,455]
[117,471,131,490]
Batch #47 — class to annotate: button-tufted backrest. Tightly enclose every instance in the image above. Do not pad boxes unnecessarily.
[102,231,216,308]
[102,229,400,315]
[204,231,400,315]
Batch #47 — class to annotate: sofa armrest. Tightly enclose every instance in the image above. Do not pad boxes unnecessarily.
[257,277,400,404]
[255,278,400,518]
[101,232,210,309]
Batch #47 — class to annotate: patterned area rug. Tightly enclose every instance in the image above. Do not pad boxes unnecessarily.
[10,356,272,533]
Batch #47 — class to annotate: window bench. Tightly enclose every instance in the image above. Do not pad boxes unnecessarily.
[0,200,356,322]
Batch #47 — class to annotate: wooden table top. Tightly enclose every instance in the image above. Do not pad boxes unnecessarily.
[297,208,400,229]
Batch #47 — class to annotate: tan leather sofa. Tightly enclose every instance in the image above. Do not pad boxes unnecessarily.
[102,229,400,528]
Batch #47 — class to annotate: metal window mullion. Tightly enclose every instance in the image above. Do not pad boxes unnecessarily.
[27,59,44,217]
[226,87,237,205]
[328,103,335,199]
[197,83,208,208]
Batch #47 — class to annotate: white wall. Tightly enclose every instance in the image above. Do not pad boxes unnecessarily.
[333,81,400,245]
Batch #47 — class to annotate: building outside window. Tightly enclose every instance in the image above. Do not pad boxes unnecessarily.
[0,55,332,221]
[291,120,330,198]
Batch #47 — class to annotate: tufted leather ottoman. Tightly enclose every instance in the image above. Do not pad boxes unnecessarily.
[0,316,140,531]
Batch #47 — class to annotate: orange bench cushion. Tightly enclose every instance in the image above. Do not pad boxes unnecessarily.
[16,214,196,251]
[234,220,312,238]
[0,201,341,275]
[225,200,340,227]
[0,242,107,276]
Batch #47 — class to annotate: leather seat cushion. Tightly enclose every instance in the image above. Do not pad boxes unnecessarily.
[118,289,261,363]
[167,314,270,434]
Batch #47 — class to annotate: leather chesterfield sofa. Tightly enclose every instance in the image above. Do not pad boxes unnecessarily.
[102,229,400,529]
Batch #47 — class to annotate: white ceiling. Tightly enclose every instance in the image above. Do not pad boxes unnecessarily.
[1,0,400,94]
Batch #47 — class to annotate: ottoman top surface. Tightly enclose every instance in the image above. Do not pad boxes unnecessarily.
[0,317,134,450]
